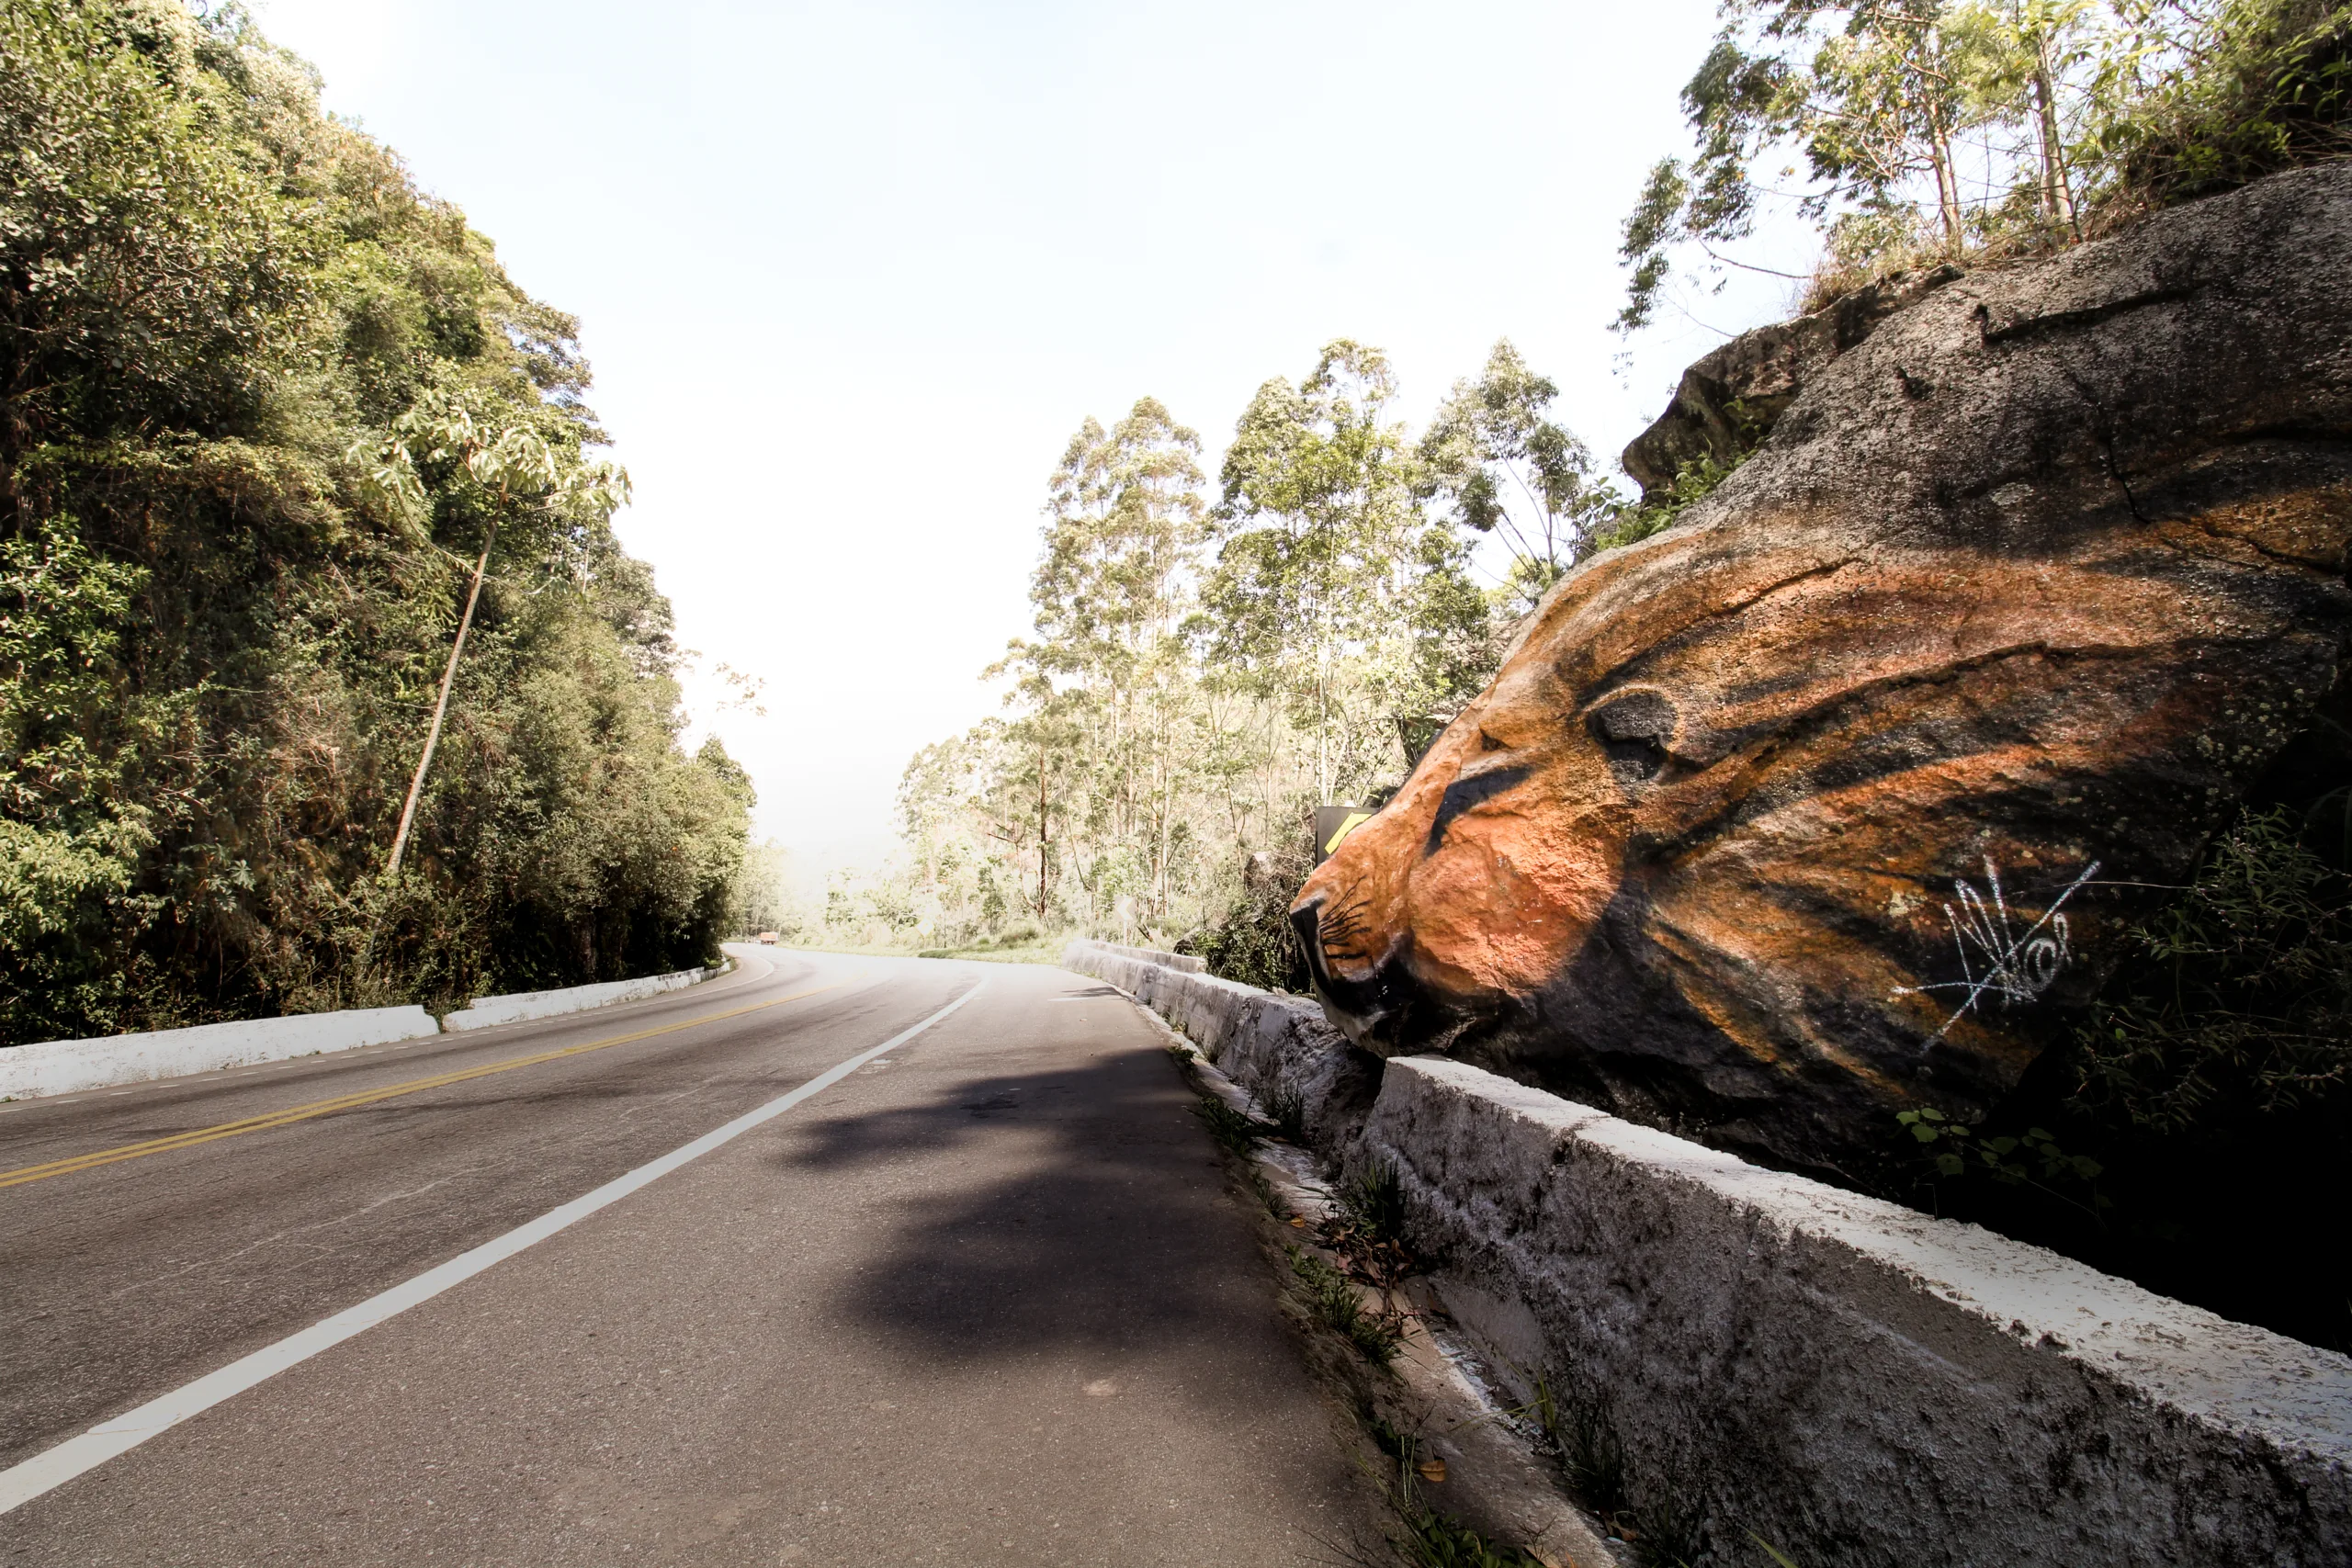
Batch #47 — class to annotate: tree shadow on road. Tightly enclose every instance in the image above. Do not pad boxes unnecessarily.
[759,1040,1279,1374]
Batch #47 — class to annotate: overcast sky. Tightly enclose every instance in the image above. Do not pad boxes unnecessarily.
[254,0,1807,885]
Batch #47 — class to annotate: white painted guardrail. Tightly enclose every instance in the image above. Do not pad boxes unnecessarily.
[0,1009,443,1102]
[441,964,725,1032]
[0,962,729,1103]
[1062,937,2352,1568]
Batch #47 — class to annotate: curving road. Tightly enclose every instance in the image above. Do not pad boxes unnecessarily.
[0,948,1377,1564]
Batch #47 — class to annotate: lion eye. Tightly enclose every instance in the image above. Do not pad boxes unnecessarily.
[1587,690,1678,785]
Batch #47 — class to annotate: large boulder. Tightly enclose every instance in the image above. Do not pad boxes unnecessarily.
[1293,164,2352,1183]
[1620,265,1962,498]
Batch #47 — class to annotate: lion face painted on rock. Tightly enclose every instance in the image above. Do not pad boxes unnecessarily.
[1293,165,2352,1179]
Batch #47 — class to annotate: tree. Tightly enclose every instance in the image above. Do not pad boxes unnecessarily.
[362,393,628,883]
[1208,340,1479,800]
[1419,341,1623,617]
[1618,0,2352,331]
[1618,0,1986,333]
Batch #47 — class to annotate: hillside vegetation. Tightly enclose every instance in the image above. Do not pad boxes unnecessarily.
[0,0,752,1044]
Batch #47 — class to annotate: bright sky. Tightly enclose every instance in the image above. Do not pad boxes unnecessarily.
[254,0,1807,885]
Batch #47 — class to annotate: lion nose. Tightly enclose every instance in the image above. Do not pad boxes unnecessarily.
[1289,892,1434,1054]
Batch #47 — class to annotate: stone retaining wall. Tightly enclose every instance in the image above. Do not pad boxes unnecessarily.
[1063,939,2352,1568]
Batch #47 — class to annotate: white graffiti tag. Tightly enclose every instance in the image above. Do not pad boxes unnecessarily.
[1893,856,2101,1044]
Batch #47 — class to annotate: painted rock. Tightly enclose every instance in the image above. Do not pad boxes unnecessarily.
[1293,164,2352,1183]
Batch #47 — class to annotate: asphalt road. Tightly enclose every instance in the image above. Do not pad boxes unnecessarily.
[0,948,1379,1565]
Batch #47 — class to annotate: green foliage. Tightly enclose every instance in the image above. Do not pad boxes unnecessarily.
[1191,1093,1273,1156]
[1265,1083,1310,1144]
[889,340,1582,959]
[1532,1380,1629,1517]
[1209,340,1492,799]
[1183,851,1315,991]
[0,3,752,1042]
[1342,1159,1409,1246]
[1584,452,1748,558]
[1288,1245,1405,1365]
[1619,0,2352,330]
[2075,806,2352,1130]
[1898,1106,2109,1213]
[1418,341,1626,616]
[1393,1506,1550,1568]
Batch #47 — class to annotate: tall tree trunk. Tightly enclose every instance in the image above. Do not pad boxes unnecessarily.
[2032,45,2079,237]
[1930,126,1963,251]
[1035,739,1049,919]
[385,521,498,884]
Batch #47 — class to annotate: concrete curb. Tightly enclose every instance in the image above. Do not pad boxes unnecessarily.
[441,964,726,1032]
[2,962,730,1102]
[1063,938,2352,1568]
[0,1008,441,1101]
[1144,1011,1621,1568]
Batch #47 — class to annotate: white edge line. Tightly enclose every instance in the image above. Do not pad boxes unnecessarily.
[0,978,987,1517]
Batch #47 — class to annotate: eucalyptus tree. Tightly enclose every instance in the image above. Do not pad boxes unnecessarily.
[1618,0,2349,330]
[1948,0,2098,232]
[1618,0,1987,332]
[1207,341,1477,800]
[1419,341,1623,616]
[990,399,1212,921]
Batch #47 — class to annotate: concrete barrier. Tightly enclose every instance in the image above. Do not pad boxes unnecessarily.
[441,964,725,1032]
[1083,940,1204,973]
[2,962,731,1100]
[1062,938,2352,1568]
[0,1008,441,1101]
[441,964,727,1032]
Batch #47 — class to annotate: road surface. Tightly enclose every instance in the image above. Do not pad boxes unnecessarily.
[0,948,1379,1564]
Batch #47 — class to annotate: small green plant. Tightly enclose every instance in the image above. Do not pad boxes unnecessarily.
[1394,1506,1549,1568]
[1625,1495,1703,1568]
[1897,1107,2109,1217]
[1746,1530,1804,1568]
[1343,1159,1408,1242]
[1540,1382,1627,1517]
[1320,1159,1418,1290]
[1290,1247,1405,1366]
[1584,451,1747,559]
[2074,806,2352,1133]
[1266,1083,1310,1144]
[1191,1095,1273,1156]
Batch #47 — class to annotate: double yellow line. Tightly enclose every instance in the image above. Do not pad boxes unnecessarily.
[0,981,847,1191]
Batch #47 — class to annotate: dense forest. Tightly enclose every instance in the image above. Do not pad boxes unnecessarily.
[842,0,2351,976]
[0,0,755,1045]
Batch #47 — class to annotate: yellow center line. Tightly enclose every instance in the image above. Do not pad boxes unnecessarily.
[0,981,850,1191]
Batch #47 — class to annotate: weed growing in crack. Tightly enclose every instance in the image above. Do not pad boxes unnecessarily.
[1290,1247,1405,1366]
[1345,1159,1408,1242]
[1536,1381,1626,1517]
[1319,1158,1418,1290]
[1192,1095,1272,1156]
[1266,1083,1310,1144]
[1338,1416,1546,1568]
[1624,1495,1704,1568]
[1392,1506,1550,1568]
